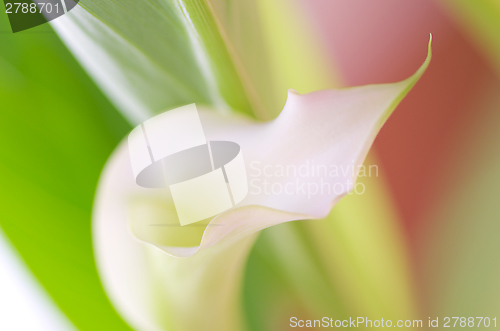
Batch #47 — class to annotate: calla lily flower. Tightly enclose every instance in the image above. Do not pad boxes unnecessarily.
[45,2,431,331]
[88,44,432,331]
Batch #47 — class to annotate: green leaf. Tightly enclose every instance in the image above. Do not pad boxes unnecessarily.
[208,0,340,118]
[53,0,341,122]
[0,14,133,331]
[52,0,260,122]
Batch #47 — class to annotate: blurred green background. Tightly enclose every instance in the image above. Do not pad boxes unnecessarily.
[0,11,132,330]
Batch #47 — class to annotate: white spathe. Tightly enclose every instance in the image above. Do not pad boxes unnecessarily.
[91,39,431,331]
